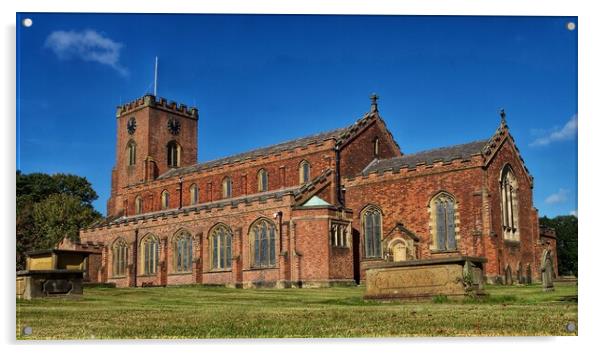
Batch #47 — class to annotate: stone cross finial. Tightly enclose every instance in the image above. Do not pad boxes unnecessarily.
[370,93,379,113]
[500,108,507,126]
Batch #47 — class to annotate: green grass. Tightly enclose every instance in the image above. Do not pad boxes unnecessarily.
[16,283,577,339]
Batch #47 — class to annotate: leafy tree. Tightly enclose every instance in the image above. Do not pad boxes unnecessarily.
[539,215,578,277]
[16,171,102,270]
[33,194,101,249]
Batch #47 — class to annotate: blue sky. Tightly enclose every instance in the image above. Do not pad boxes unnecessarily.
[16,14,577,217]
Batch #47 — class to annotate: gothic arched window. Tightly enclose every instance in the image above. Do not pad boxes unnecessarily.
[250,218,277,268]
[161,190,170,210]
[501,165,520,241]
[210,224,232,270]
[127,140,136,166]
[362,206,382,258]
[166,141,181,168]
[135,195,143,214]
[112,238,128,277]
[430,192,457,251]
[173,231,193,273]
[374,137,380,158]
[140,234,159,275]
[257,169,268,192]
[299,160,311,184]
[189,184,199,205]
[222,177,232,198]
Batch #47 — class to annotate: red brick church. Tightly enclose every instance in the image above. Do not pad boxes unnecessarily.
[60,94,557,288]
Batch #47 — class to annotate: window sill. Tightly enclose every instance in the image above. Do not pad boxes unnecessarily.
[503,239,521,245]
[207,269,232,273]
[168,272,193,276]
[111,276,127,279]
[430,249,460,254]
[331,246,350,250]
[362,257,384,261]
[245,267,278,271]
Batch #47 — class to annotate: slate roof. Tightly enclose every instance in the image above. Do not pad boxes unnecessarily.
[363,139,488,175]
[157,111,387,180]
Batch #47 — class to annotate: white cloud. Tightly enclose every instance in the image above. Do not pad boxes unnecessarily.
[530,114,577,147]
[545,188,569,204]
[570,210,578,217]
[44,30,128,76]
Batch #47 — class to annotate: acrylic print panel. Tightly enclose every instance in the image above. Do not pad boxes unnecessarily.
[16,13,577,339]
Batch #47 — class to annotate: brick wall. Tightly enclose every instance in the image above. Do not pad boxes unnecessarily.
[483,136,554,282]
[119,141,337,216]
[339,117,401,178]
[344,156,487,281]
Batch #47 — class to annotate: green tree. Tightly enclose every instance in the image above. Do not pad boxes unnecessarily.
[539,215,578,277]
[33,194,101,249]
[16,171,102,270]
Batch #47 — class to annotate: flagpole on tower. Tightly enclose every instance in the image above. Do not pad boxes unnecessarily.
[154,56,158,97]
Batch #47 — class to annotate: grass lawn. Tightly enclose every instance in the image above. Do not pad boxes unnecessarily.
[16,283,577,339]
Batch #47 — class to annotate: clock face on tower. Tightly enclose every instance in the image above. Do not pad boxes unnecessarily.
[127,117,136,135]
[167,117,181,135]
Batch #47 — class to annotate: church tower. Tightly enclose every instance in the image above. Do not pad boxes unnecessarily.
[107,95,198,216]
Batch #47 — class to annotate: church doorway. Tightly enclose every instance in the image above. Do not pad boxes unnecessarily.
[390,240,407,262]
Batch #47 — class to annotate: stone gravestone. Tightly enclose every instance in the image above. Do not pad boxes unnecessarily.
[541,250,555,292]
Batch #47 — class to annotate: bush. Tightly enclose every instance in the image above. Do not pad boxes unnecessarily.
[432,295,450,303]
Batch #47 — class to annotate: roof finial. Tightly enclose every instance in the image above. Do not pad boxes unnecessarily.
[499,108,506,126]
[370,93,379,113]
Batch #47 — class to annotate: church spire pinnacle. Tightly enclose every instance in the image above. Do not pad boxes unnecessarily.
[370,93,379,113]
[499,108,507,126]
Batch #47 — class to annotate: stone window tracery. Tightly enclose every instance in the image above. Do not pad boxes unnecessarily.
[299,160,311,184]
[126,140,136,166]
[210,224,232,270]
[173,231,193,273]
[430,192,458,251]
[166,140,181,168]
[222,177,232,198]
[140,234,159,275]
[362,206,382,258]
[257,169,268,192]
[501,165,520,241]
[161,190,170,210]
[189,184,199,205]
[112,238,128,277]
[250,218,277,268]
[330,222,349,248]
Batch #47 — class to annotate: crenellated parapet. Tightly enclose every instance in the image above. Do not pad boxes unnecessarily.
[116,94,199,119]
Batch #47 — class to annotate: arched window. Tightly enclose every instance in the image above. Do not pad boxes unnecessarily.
[126,140,136,166]
[189,184,199,205]
[430,192,457,251]
[140,234,159,275]
[222,177,232,198]
[167,141,181,168]
[362,206,382,258]
[299,160,311,184]
[257,169,268,192]
[374,137,380,158]
[501,165,520,241]
[135,196,143,214]
[161,190,170,210]
[210,224,232,270]
[173,231,193,273]
[250,219,277,268]
[112,238,128,277]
